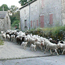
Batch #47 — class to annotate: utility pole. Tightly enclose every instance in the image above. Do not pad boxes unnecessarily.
[3,6,4,11]
[27,0,30,30]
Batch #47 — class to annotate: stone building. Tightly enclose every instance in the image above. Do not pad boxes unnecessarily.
[62,0,65,25]
[20,0,63,31]
[0,11,11,32]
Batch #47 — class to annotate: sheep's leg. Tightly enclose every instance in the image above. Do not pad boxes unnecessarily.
[40,46,43,51]
[32,47,34,51]
[4,38,5,41]
[14,38,15,42]
[30,47,33,51]
[31,47,33,51]
[39,45,43,51]
[12,38,14,42]
[62,49,65,55]
[30,46,32,50]
[50,49,53,55]
[44,49,46,54]
[62,51,64,55]
[24,45,26,49]
[34,47,36,51]
[11,38,13,42]
[21,45,23,48]
[44,45,49,54]
[44,46,47,54]
[55,49,59,55]
[43,45,46,51]
[24,44,27,49]
[24,45,27,49]
[21,44,24,48]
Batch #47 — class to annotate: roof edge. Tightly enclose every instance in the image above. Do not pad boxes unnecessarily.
[19,0,37,10]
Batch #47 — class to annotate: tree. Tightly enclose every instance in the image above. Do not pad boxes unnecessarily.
[12,20,20,29]
[9,5,20,29]
[0,7,2,11]
[10,15,16,24]
[10,11,20,24]
[14,11,20,20]
[19,0,32,6]
[10,5,18,13]
[0,4,9,11]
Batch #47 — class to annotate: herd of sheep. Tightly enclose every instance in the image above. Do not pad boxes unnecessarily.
[1,30,65,55]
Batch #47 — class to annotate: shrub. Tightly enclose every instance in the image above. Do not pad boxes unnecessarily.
[12,20,20,29]
[28,25,65,40]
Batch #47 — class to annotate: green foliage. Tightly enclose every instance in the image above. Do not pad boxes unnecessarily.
[10,5,18,13]
[10,15,16,24]
[10,11,20,24]
[19,0,27,6]
[9,5,20,30]
[0,4,9,11]
[12,20,20,29]
[14,11,20,20]
[19,0,32,6]
[28,25,65,40]
[0,7,2,11]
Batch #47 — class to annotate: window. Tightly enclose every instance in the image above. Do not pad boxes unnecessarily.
[31,20,32,27]
[40,15,44,28]
[49,14,53,25]
[24,20,27,28]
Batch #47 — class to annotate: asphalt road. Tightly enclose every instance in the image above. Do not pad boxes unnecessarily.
[0,55,65,65]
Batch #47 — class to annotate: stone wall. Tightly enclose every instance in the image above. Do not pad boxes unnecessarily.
[62,0,65,25]
[0,19,4,31]
[0,13,11,32]
[20,0,62,31]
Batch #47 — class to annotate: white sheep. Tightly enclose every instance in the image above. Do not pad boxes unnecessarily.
[30,44,36,51]
[21,42,28,49]
[44,38,59,55]
[2,33,6,40]
[11,35,15,42]
[58,42,65,54]
[6,34,10,38]
[1,31,4,34]
[34,41,43,51]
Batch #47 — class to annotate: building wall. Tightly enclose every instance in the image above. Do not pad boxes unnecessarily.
[4,13,11,31]
[0,19,4,31]
[20,0,40,31]
[62,0,65,25]
[30,0,40,29]
[20,6,29,31]
[20,0,62,31]
[39,0,62,27]
[0,13,11,32]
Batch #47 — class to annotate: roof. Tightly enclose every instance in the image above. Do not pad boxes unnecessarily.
[0,11,8,19]
[19,0,37,10]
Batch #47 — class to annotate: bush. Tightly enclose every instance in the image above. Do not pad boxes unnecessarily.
[12,20,20,29]
[28,25,65,40]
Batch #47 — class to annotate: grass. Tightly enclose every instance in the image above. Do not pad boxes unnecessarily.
[0,39,4,45]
